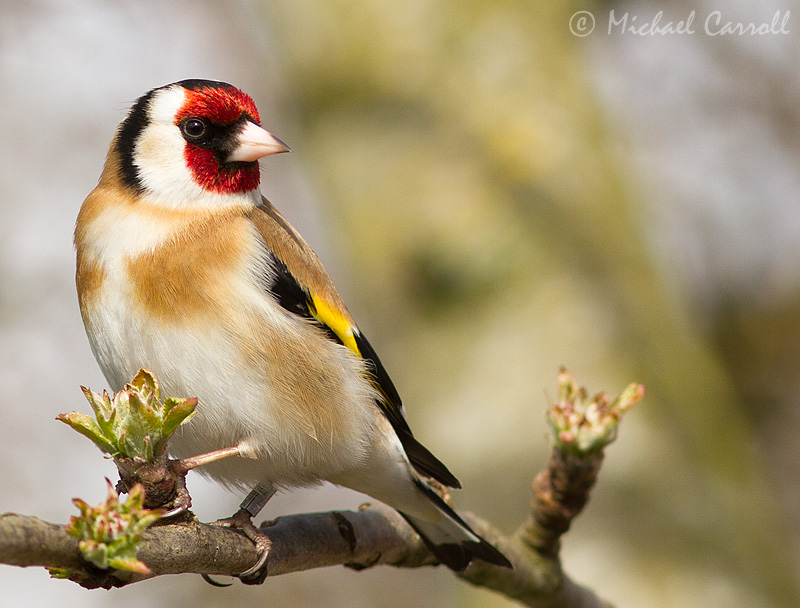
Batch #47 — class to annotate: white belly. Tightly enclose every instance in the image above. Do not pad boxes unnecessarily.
[83,269,381,490]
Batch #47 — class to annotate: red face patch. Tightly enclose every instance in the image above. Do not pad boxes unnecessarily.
[175,84,263,194]
[184,146,261,194]
[176,85,260,125]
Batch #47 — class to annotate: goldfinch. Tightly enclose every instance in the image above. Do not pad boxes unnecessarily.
[75,79,510,576]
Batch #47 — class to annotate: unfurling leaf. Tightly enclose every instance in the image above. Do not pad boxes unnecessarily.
[57,368,197,461]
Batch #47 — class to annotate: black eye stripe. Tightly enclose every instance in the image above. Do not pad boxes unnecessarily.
[178,116,249,161]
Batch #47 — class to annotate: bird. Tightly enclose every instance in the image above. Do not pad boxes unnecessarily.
[75,79,511,580]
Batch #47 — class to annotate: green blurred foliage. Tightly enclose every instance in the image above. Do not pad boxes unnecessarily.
[249,1,798,606]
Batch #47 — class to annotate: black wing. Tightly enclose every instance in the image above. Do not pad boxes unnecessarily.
[262,251,461,488]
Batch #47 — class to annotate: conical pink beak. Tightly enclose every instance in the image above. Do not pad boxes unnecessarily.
[227,121,291,163]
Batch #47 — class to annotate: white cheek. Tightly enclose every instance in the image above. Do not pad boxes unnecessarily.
[135,122,203,202]
[135,85,260,210]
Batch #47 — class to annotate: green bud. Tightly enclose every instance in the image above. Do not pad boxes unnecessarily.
[548,368,644,455]
[64,479,162,574]
[57,368,197,461]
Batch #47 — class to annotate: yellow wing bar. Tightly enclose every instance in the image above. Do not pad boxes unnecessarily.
[308,294,361,357]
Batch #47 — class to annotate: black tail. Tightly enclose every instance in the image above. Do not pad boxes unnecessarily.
[400,479,512,571]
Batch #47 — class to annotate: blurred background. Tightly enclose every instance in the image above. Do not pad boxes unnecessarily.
[1,0,799,606]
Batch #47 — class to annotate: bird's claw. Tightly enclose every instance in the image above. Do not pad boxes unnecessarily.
[209,507,271,584]
[201,574,233,587]
[160,504,189,519]
[237,534,270,584]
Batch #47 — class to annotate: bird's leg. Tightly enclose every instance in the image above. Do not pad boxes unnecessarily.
[161,445,244,519]
[209,483,276,584]
[173,445,243,475]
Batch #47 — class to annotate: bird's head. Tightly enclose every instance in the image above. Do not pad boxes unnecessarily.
[112,79,289,208]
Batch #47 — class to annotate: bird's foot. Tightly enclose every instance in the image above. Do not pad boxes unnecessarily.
[161,446,243,519]
[208,508,271,584]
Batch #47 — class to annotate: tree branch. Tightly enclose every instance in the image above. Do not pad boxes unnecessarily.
[0,446,613,607]
[1,370,639,606]
[2,498,610,607]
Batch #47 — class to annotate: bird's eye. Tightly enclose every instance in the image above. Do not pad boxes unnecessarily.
[180,118,207,140]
